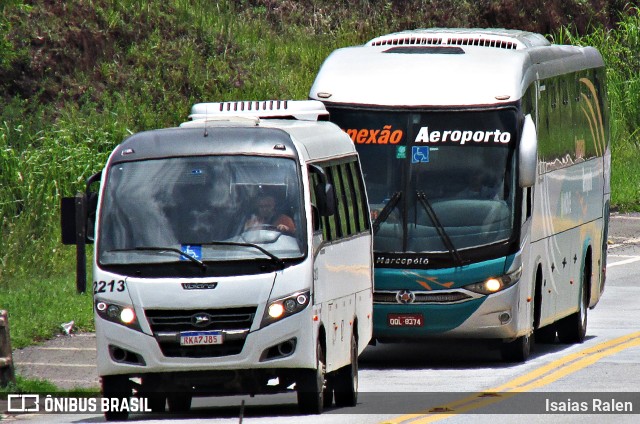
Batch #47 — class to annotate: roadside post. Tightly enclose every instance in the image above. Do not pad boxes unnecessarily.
[0,310,16,386]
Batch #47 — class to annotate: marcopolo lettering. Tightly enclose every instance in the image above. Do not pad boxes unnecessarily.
[345,125,404,145]
[376,256,429,266]
[415,126,511,145]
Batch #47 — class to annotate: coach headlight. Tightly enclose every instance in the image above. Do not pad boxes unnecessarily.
[261,290,310,328]
[465,267,522,295]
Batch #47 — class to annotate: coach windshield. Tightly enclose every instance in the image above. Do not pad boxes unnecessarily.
[328,107,518,260]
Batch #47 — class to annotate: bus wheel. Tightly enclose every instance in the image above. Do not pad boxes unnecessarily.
[297,341,326,414]
[334,333,358,407]
[147,394,166,413]
[167,393,192,413]
[535,324,557,344]
[557,279,588,344]
[500,332,532,362]
[141,376,166,412]
[102,375,131,421]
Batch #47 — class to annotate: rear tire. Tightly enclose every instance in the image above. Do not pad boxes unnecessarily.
[334,333,358,407]
[297,341,326,414]
[102,375,131,422]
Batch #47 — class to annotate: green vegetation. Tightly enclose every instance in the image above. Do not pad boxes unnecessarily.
[0,375,59,394]
[0,375,99,394]
[0,1,639,353]
[1,275,93,349]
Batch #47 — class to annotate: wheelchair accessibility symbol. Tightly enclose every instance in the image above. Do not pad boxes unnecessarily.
[412,146,430,163]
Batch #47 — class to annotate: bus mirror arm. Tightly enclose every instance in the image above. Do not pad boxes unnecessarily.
[519,114,537,188]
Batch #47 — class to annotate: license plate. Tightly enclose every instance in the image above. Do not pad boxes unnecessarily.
[388,313,424,327]
[180,331,223,346]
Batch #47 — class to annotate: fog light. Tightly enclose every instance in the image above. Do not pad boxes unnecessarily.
[499,312,511,324]
[120,307,136,324]
[268,303,285,319]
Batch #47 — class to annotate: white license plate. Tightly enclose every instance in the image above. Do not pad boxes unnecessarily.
[180,331,224,346]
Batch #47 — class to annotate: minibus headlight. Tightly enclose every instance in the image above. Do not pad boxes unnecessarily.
[261,290,310,328]
[464,267,522,295]
[268,303,286,319]
[95,300,142,331]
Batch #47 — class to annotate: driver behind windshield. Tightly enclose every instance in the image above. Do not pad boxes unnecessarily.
[244,194,296,235]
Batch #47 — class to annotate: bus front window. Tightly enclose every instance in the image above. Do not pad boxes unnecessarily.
[98,155,305,268]
[409,145,514,252]
[329,107,518,257]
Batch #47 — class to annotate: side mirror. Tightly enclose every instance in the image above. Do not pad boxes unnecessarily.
[322,183,336,217]
[519,114,538,188]
[60,171,101,245]
[60,195,85,245]
[309,164,336,217]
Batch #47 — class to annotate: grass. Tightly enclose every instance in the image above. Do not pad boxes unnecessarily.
[0,274,94,349]
[0,375,99,395]
[0,1,638,356]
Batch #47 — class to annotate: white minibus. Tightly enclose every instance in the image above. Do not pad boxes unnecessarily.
[61,100,373,420]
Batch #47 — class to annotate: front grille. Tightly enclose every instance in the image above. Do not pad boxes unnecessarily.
[374,291,473,304]
[145,307,256,358]
[145,307,256,332]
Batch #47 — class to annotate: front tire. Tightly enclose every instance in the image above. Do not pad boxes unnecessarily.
[501,332,532,362]
[167,393,192,413]
[102,375,131,422]
[297,341,326,414]
[557,279,588,343]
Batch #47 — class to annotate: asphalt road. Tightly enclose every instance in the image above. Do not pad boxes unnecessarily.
[4,212,640,423]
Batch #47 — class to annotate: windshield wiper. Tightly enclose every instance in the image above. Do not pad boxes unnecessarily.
[415,191,464,267]
[107,247,207,270]
[372,191,402,235]
[199,241,285,270]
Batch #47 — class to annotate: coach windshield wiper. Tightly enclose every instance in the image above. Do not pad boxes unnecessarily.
[415,191,464,267]
[107,247,207,270]
[200,241,285,270]
[372,191,402,235]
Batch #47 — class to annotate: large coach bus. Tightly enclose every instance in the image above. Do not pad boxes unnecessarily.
[310,29,610,361]
[61,100,372,419]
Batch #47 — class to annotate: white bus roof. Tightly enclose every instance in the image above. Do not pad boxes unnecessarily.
[179,100,356,163]
[310,28,604,107]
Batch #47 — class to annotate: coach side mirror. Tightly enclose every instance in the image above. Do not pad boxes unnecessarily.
[519,114,538,188]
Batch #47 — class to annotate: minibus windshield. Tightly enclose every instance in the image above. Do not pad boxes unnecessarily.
[98,155,305,266]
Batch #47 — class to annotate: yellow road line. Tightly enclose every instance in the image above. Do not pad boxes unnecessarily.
[381,331,640,424]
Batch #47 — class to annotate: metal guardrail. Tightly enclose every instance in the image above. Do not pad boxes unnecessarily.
[0,310,16,386]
